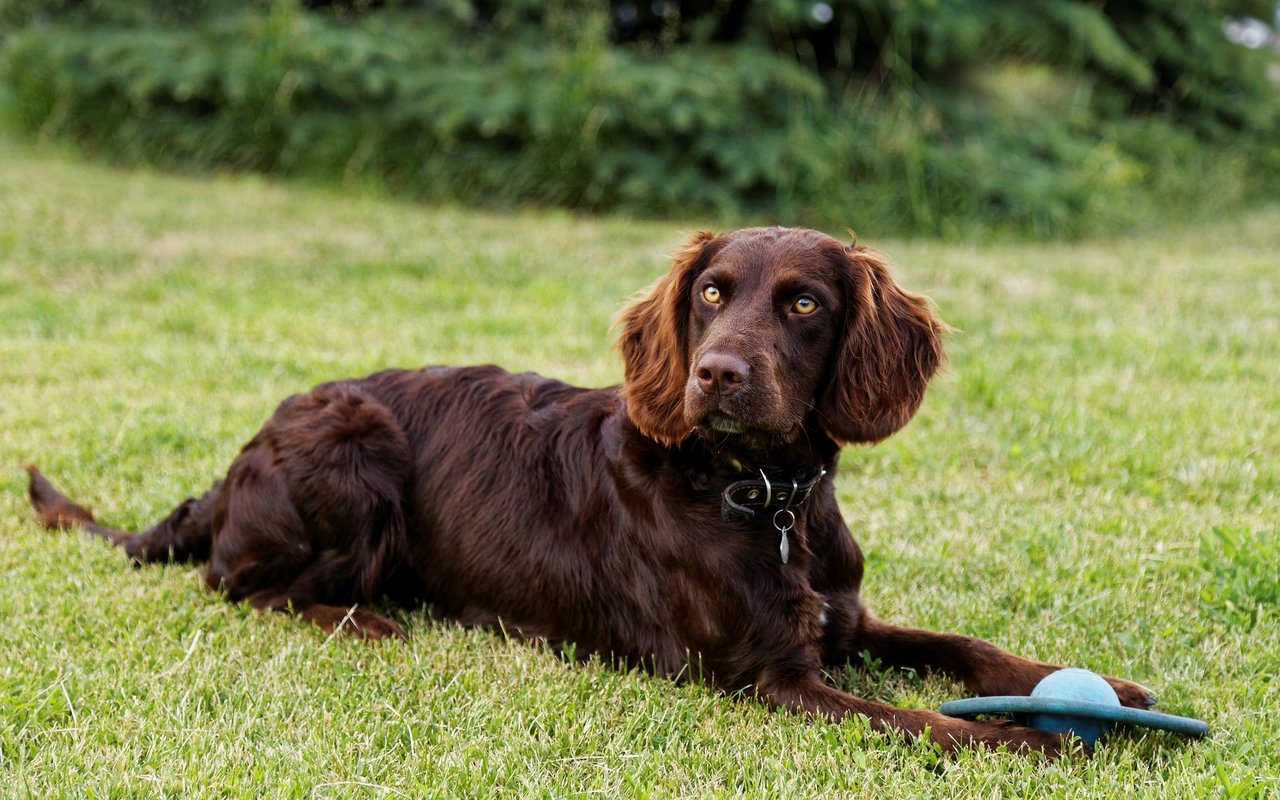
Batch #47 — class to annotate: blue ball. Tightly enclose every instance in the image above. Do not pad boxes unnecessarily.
[1026,668,1121,746]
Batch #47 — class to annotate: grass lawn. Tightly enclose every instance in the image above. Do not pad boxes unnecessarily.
[1,133,1278,798]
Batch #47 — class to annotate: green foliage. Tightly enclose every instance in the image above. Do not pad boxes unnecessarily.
[0,0,1277,237]
[0,0,291,27]
[1098,2,1279,136]
[651,0,1277,140]
[0,11,833,218]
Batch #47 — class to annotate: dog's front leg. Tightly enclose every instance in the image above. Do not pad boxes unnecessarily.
[825,610,1156,710]
[756,670,1070,755]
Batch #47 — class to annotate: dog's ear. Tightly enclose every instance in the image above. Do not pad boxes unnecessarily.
[617,231,720,446]
[818,243,947,445]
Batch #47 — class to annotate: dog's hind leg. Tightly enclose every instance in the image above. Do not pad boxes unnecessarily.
[28,383,412,640]
[200,384,413,640]
[25,465,219,564]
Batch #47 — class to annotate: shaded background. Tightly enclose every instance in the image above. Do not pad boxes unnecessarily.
[1,1,1278,236]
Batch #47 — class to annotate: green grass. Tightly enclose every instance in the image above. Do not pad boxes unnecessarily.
[2,132,1278,798]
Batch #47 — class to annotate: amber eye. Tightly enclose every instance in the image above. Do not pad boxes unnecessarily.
[792,296,818,315]
[702,285,721,304]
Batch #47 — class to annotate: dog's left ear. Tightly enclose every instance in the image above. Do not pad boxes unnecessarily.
[616,231,722,446]
[818,243,948,445]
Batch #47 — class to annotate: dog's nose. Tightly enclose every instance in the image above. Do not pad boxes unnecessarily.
[695,352,750,395]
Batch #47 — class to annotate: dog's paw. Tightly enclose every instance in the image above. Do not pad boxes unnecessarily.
[338,609,408,641]
[1107,677,1157,709]
[305,605,408,641]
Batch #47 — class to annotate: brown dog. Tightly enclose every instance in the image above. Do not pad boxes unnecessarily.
[27,227,1154,755]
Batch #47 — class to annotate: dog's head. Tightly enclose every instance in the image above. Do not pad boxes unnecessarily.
[618,227,946,448]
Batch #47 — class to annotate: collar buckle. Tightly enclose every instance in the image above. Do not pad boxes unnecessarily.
[721,468,826,521]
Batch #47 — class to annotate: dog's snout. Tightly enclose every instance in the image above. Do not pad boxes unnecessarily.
[695,352,750,395]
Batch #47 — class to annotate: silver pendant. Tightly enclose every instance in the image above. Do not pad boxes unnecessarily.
[773,509,795,565]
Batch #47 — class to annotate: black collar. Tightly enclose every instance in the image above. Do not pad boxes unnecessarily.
[721,467,827,521]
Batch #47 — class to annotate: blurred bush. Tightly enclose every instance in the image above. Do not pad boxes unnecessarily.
[1,0,1277,238]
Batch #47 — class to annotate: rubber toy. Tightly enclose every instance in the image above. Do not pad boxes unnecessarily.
[939,668,1209,747]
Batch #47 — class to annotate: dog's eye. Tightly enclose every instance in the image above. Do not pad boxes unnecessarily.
[702,285,721,304]
[792,296,818,315]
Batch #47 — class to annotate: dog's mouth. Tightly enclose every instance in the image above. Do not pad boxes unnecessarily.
[686,383,805,442]
[699,412,804,443]
[703,411,748,434]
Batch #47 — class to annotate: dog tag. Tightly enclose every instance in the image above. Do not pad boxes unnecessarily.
[773,509,795,565]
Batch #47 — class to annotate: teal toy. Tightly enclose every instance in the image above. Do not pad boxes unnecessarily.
[939,668,1209,747]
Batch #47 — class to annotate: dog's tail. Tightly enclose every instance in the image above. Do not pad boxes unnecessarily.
[25,464,220,564]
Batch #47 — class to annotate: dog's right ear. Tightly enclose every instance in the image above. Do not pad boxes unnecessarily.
[616,231,720,447]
